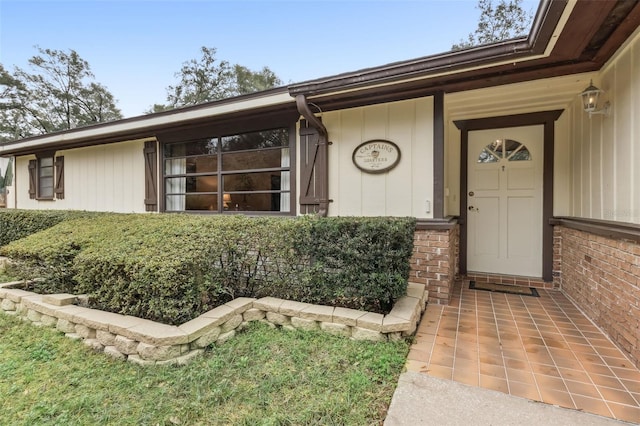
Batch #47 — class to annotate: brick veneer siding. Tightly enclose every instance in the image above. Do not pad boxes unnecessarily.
[553,226,563,289]
[555,225,640,368]
[410,225,459,305]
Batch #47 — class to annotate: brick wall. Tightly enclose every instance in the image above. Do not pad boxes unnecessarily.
[553,226,562,288]
[409,225,459,305]
[556,226,640,368]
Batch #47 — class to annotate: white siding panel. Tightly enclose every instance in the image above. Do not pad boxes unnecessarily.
[633,37,640,222]
[15,156,32,209]
[567,29,640,224]
[15,139,149,213]
[413,99,434,218]
[361,105,389,215]
[601,95,615,220]
[553,112,571,216]
[570,104,582,217]
[446,122,461,217]
[612,49,632,222]
[580,104,591,217]
[387,102,415,217]
[585,110,603,219]
[329,108,363,216]
[317,97,434,218]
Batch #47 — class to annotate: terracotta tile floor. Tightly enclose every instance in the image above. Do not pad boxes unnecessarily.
[407,281,640,424]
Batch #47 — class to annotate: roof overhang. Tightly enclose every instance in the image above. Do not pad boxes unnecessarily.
[0,89,298,156]
[288,0,640,112]
[2,0,639,157]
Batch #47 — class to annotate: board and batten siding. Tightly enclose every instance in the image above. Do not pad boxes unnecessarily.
[567,28,640,224]
[15,139,151,213]
[309,97,434,218]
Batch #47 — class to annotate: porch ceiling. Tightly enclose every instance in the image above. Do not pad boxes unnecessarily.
[445,73,593,120]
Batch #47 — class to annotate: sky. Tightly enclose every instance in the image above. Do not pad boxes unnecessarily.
[0,0,539,118]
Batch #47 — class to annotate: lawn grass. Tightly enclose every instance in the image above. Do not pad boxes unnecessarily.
[0,314,409,425]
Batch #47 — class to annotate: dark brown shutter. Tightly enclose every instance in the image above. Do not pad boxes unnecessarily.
[144,141,158,212]
[55,156,64,199]
[298,120,322,214]
[28,159,37,199]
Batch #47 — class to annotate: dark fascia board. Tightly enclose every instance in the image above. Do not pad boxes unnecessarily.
[2,104,300,157]
[288,0,566,97]
[287,0,640,101]
[291,1,640,113]
[0,88,296,156]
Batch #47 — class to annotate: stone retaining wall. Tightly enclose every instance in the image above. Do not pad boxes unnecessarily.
[0,280,428,366]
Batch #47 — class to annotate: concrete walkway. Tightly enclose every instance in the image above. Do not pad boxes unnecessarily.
[385,372,634,425]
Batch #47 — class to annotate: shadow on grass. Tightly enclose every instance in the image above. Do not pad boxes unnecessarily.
[0,314,409,425]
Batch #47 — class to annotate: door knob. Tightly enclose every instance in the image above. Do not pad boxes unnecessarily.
[468,206,479,212]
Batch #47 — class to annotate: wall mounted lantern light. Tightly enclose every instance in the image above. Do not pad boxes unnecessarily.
[581,80,611,118]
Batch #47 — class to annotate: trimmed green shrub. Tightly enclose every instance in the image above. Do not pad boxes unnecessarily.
[298,216,416,312]
[1,214,416,325]
[0,209,94,247]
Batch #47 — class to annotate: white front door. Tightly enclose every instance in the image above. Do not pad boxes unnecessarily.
[467,125,544,277]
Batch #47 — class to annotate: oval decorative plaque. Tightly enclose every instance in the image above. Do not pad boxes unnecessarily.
[352,139,401,174]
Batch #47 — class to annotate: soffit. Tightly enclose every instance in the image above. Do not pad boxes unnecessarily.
[0,90,297,156]
[445,72,592,121]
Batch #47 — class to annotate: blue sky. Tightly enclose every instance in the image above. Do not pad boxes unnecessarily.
[0,0,538,118]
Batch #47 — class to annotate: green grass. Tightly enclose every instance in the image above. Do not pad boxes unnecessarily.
[0,314,409,425]
[0,270,17,283]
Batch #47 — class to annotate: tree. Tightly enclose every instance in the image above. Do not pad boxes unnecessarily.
[233,65,282,95]
[0,47,122,142]
[452,0,533,50]
[148,46,282,112]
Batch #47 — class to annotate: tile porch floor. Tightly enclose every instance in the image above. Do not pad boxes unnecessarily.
[407,281,640,424]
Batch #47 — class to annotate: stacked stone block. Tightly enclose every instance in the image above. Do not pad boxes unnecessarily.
[0,280,428,366]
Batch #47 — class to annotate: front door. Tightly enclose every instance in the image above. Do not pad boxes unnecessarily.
[467,125,543,277]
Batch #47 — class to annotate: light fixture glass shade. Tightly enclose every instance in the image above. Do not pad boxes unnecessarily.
[581,80,602,113]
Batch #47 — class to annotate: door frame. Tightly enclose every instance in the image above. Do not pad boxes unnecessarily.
[454,110,563,282]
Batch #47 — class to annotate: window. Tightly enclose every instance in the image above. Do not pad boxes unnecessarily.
[28,153,64,200]
[477,139,531,163]
[38,156,54,198]
[163,128,292,213]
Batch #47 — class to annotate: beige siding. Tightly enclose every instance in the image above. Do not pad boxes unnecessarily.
[444,77,578,218]
[445,121,461,217]
[15,139,151,213]
[310,97,434,218]
[566,29,640,224]
[553,112,571,216]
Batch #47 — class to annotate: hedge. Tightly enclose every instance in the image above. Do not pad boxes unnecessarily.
[1,213,416,325]
[0,209,96,247]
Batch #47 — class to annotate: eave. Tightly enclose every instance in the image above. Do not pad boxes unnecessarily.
[1,0,639,157]
[288,0,640,112]
[0,89,297,157]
